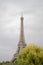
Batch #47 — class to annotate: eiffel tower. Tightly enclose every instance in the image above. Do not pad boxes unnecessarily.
[11,16,26,62]
[18,16,26,53]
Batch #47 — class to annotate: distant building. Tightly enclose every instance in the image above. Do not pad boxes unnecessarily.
[11,16,27,62]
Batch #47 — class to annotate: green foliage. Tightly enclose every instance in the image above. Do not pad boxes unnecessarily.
[16,45,43,65]
[0,45,43,65]
[0,61,17,65]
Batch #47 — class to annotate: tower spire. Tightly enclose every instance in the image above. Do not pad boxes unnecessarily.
[19,16,25,43]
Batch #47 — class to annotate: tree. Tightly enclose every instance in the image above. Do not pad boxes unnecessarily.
[16,45,43,65]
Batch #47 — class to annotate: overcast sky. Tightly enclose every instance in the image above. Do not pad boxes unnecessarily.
[0,0,43,61]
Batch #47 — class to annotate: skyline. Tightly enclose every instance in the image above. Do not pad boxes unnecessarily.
[0,0,43,61]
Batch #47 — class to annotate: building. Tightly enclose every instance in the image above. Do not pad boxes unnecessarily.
[11,16,27,62]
